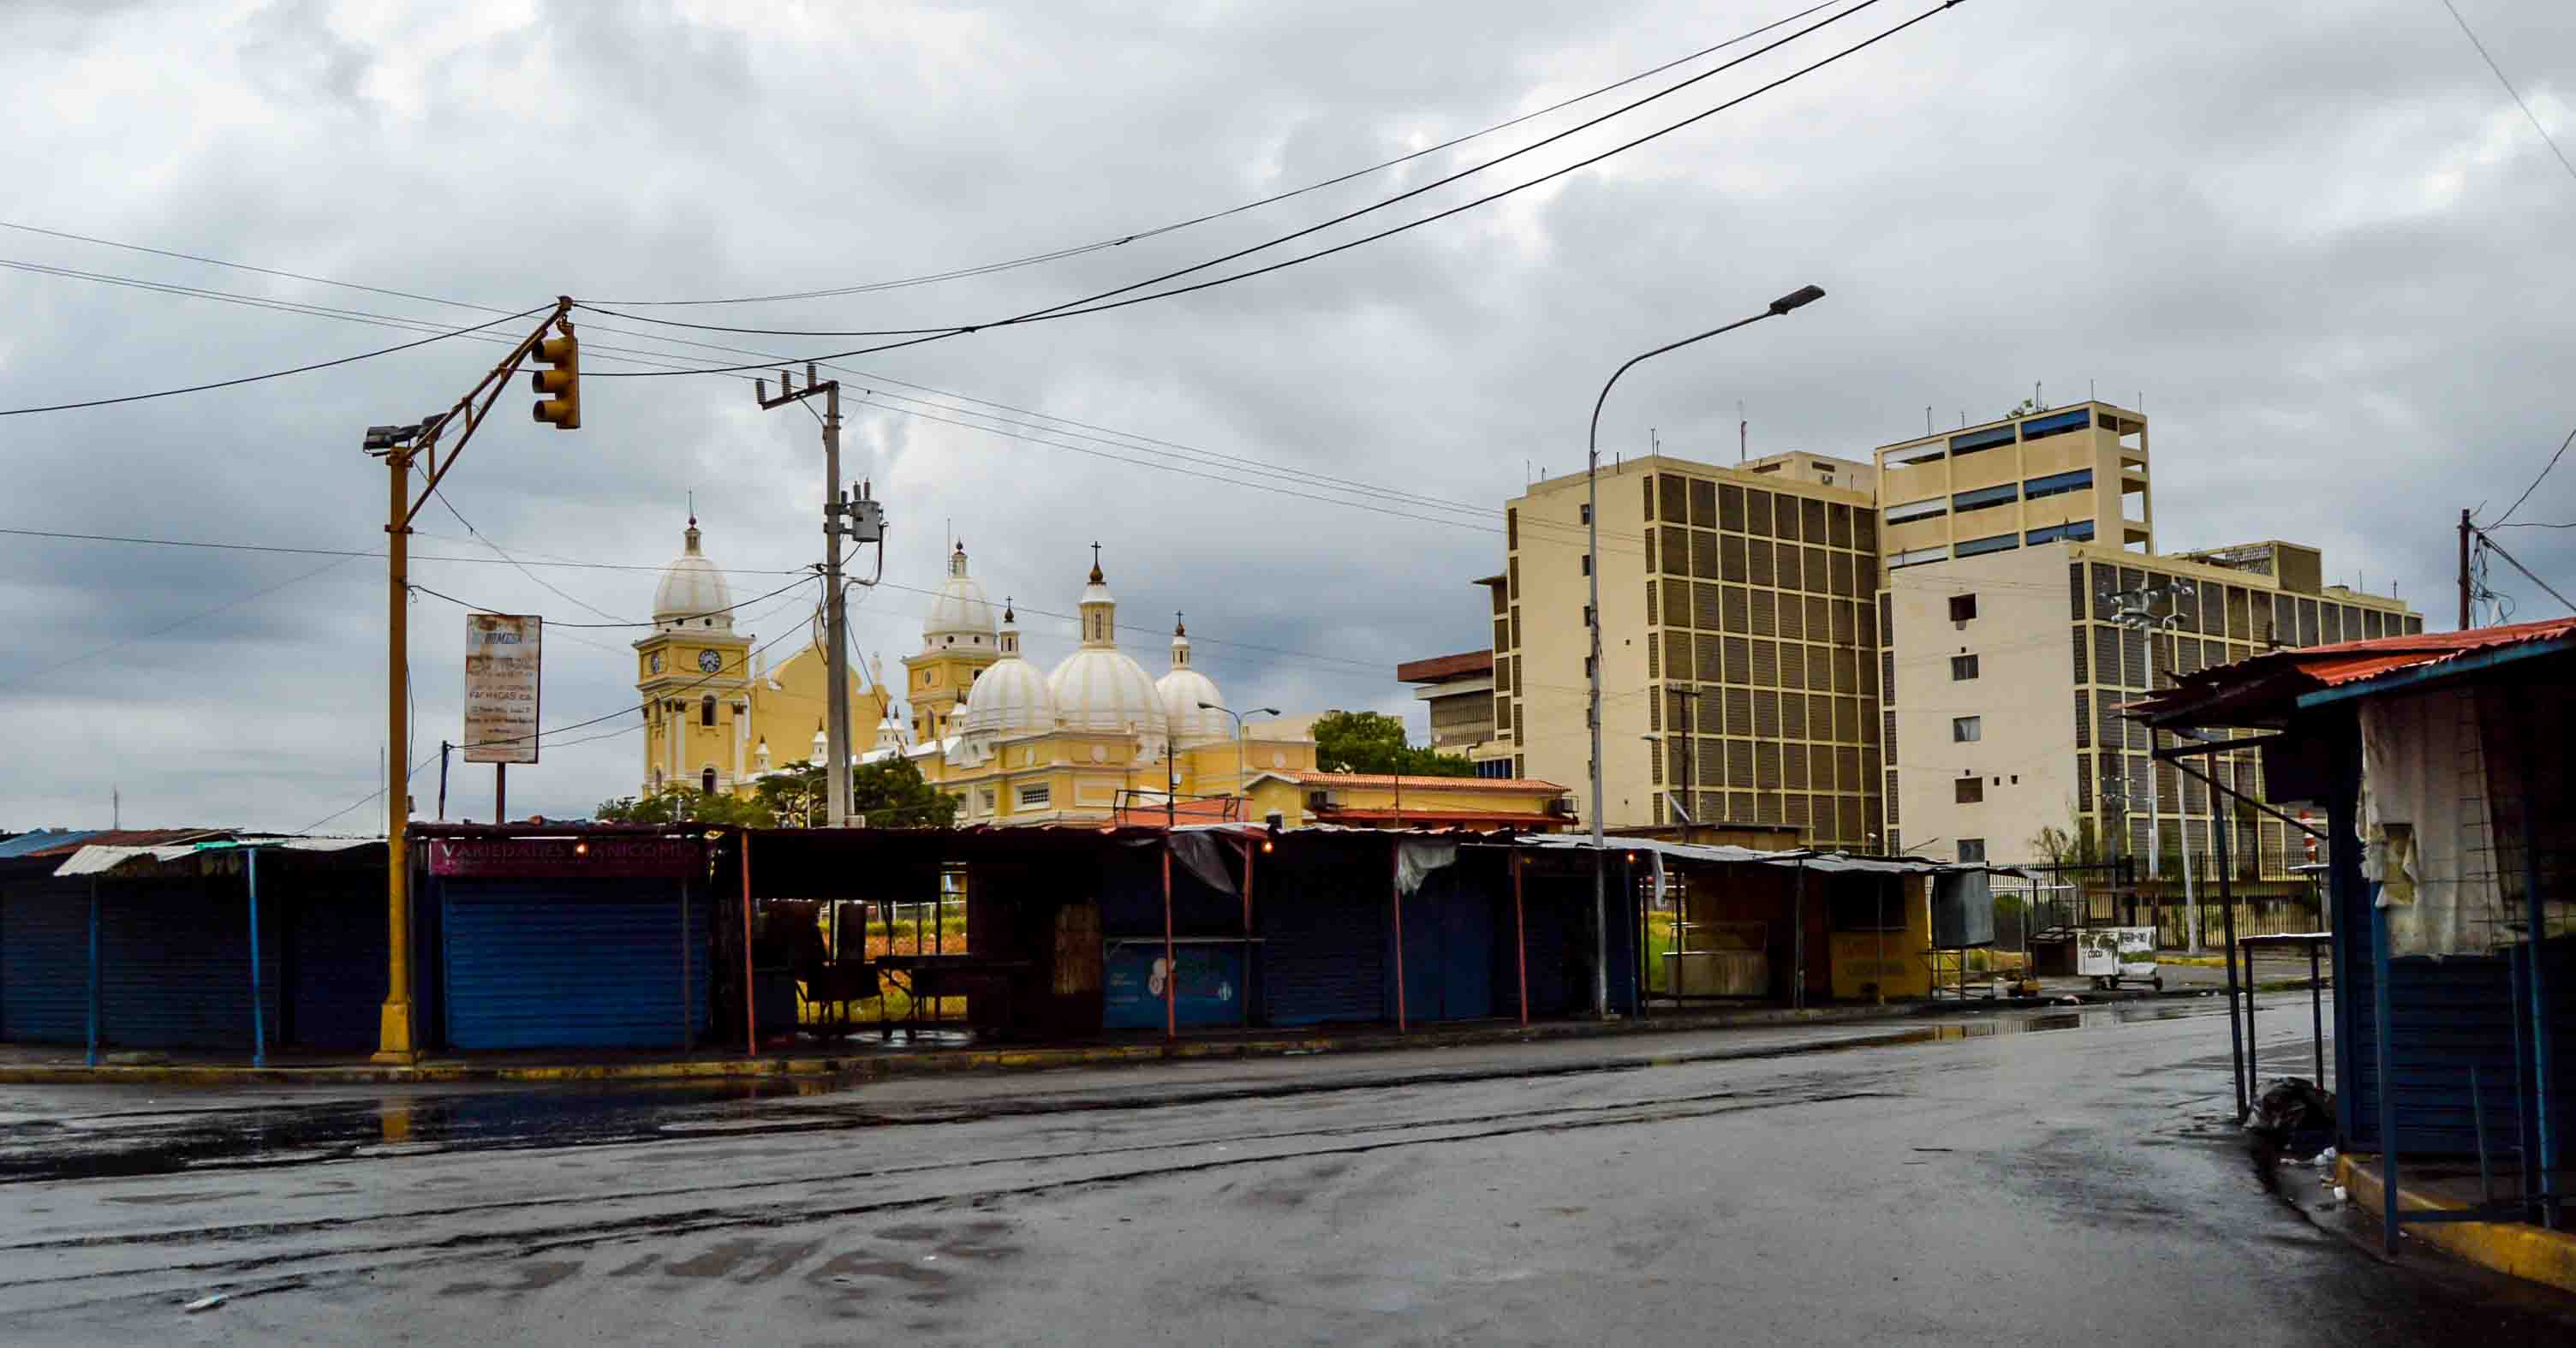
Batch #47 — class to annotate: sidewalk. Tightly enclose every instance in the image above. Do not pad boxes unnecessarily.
[2336,1154,2576,1296]
[0,998,1956,1088]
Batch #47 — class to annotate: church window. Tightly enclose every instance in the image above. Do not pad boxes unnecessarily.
[1018,784,1052,809]
[701,696,717,727]
[701,768,718,795]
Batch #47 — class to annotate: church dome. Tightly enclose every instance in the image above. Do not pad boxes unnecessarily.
[1156,614,1227,746]
[653,517,734,630]
[922,542,997,651]
[1046,547,1164,737]
[961,600,1056,737]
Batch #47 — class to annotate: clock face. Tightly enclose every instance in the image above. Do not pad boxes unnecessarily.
[648,653,663,674]
[698,648,723,674]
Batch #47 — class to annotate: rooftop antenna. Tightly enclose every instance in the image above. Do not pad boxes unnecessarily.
[2035,380,2045,411]
[1925,405,1933,435]
[1738,402,1747,464]
[111,784,119,830]
[2089,378,2096,403]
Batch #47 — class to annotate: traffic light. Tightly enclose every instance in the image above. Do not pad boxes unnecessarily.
[530,325,580,430]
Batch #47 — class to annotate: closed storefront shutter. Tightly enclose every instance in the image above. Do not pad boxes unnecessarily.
[441,879,707,1050]
[1,879,89,1043]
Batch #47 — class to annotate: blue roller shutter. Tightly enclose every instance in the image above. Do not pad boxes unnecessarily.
[1258,857,1386,1027]
[1519,879,1581,1018]
[1,879,89,1044]
[441,879,709,1050]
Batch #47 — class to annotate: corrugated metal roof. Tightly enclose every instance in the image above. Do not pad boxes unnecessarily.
[6,827,225,860]
[51,836,379,877]
[2132,615,2576,724]
[0,829,101,860]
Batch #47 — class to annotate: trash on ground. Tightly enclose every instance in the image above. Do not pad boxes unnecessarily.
[183,1293,229,1314]
[2246,1077,2336,1190]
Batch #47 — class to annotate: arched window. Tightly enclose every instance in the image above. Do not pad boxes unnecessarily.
[701,695,717,727]
[701,767,718,796]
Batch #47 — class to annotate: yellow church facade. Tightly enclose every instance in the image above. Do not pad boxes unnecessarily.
[637,523,1572,831]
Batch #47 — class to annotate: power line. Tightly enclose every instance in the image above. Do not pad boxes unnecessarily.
[0,551,367,693]
[578,1,1852,307]
[0,524,805,576]
[2470,524,2576,617]
[575,0,1953,375]
[2485,424,2575,528]
[408,573,816,629]
[9,240,1662,552]
[0,298,548,416]
[2436,0,2576,191]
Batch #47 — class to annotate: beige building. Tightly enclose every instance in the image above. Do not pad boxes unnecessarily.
[1397,649,1498,754]
[1480,399,2420,871]
[1496,453,1887,850]
[1869,403,2419,874]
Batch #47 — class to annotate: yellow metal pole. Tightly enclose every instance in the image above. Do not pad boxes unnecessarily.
[375,444,419,1063]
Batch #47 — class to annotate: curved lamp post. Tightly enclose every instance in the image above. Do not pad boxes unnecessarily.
[1200,702,1281,812]
[1583,283,1826,1019]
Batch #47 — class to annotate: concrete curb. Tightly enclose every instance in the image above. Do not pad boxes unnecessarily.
[2336,1154,2576,1294]
[0,1001,1939,1089]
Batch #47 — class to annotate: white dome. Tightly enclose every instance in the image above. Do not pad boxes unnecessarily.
[963,659,1054,737]
[1156,616,1227,745]
[1159,668,1225,743]
[1048,648,1164,735]
[653,518,735,630]
[922,542,997,649]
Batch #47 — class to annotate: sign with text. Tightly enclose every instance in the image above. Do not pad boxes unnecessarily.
[427,835,699,878]
[462,614,542,765]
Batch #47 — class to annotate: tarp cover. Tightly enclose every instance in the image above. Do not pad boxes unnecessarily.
[1395,840,1458,896]
[2359,685,2507,955]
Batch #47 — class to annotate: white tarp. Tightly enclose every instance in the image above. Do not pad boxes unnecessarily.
[1394,839,1459,896]
[2359,684,2508,955]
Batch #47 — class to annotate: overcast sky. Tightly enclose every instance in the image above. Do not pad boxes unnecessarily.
[3,0,2570,832]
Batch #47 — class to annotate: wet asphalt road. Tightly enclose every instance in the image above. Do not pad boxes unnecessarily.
[3,995,2570,1345]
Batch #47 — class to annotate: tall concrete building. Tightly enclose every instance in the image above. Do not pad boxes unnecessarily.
[1479,399,2418,874]
[1869,403,2418,875]
[1497,451,1887,850]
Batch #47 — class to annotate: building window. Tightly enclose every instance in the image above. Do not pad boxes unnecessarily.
[2018,409,2090,442]
[1884,498,1947,525]
[1952,483,2019,512]
[1579,504,1592,525]
[701,695,717,727]
[2025,521,2096,546]
[1949,424,2016,455]
[977,788,997,815]
[1951,653,1979,681]
[1583,654,1597,679]
[1957,838,1988,863]
[2024,468,2094,500]
[1948,593,1978,623]
[1017,784,1051,809]
[1954,777,1983,804]
[701,767,718,796]
[1952,715,1982,743]
[1889,546,1946,570]
[1580,555,1591,576]
[1955,533,2018,558]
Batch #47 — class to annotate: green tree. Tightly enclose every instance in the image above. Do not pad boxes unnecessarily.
[593,784,775,826]
[850,755,959,827]
[754,764,831,827]
[1310,709,1474,778]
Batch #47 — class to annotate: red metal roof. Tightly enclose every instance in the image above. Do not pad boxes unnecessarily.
[1314,808,1570,827]
[2132,616,2576,725]
[1395,650,1494,683]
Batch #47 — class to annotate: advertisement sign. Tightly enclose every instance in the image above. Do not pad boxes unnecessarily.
[462,614,541,765]
[1103,941,1245,1029]
[426,835,700,878]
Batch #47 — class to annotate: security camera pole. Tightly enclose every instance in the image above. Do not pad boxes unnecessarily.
[1584,284,1825,1018]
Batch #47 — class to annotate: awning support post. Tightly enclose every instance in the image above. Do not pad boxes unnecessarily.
[2372,889,2400,1256]
[248,849,267,1069]
[740,831,756,1056]
[2513,723,2561,1229]
[2215,804,2247,1122]
[1161,838,1177,1043]
[86,878,101,1068]
[1391,841,1408,1033]
[1513,849,1530,1028]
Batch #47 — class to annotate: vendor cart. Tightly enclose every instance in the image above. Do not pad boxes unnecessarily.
[2076,925,2162,990]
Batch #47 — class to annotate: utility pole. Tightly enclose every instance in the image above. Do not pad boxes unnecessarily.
[2111,579,2196,949]
[758,365,886,827]
[2459,507,2474,630]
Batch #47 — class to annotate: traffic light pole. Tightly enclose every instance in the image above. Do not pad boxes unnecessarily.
[364,299,575,1065]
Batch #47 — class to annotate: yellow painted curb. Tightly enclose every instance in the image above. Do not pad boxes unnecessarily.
[2337,1154,2576,1293]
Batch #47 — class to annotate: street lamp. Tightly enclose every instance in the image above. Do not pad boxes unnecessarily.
[2108,580,2198,948]
[1200,703,1280,810]
[1638,687,1704,839]
[1583,283,1826,1019]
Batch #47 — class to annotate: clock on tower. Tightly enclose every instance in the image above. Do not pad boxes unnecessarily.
[698,648,723,674]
